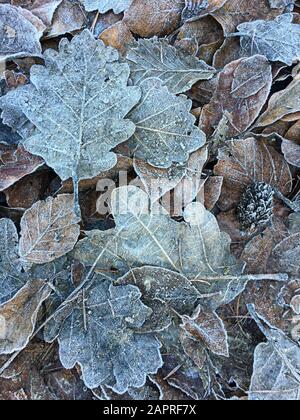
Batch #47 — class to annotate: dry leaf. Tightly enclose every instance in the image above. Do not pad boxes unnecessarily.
[200,56,272,137]
[0,4,44,60]
[180,305,229,357]
[256,71,300,127]
[0,279,51,354]
[127,78,206,168]
[126,37,215,94]
[0,144,44,191]
[124,0,184,38]
[19,194,80,264]
[214,138,292,211]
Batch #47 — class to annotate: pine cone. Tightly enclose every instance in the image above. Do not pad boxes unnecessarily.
[237,182,274,232]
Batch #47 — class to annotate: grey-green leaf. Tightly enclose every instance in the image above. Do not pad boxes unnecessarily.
[56,277,163,392]
[248,305,300,401]
[75,186,249,310]
[82,0,133,13]
[235,14,300,66]
[0,30,141,208]
[117,266,201,332]
[126,37,215,94]
[0,219,26,305]
[127,79,206,168]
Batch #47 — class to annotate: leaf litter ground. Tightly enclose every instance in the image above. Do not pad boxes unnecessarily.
[0,0,300,401]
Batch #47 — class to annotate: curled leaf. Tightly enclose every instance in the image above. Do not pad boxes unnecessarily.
[180,305,229,357]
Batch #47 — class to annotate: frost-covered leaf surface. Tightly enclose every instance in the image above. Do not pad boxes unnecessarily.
[1,2,300,401]
[248,306,300,401]
[55,277,163,392]
[200,56,272,137]
[117,266,201,332]
[82,0,133,13]
[0,4,43,60]
[19,194,81,264]
[0,219,26,305]
[236,14,300,66]
[0,279,51,354]
[0,30,141,204]
[180,305,229,357]
[126,38,215,94]
[0,145,44,191]
[127,79,206,168]
[75,186,262,310]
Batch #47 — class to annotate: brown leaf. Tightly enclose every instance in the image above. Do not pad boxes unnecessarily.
[200,56,272,137]
[214,138,292,211]
[0,279,51,354]
[204,176,223,210]
[212,0,287,34]
[19,194,80,264]
[46,0,86,38]
[0,144,44,192]
[179,330,206,369]
[256,72,300,128]
[124,0,184,37]
[180,305,229,357]
[99,20,135,54]
[270,233,300,278]
[282,139,300,168]
[5,169,52,209]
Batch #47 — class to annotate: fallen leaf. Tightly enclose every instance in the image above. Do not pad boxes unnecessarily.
[0,218,26,305]
[235,13,300,66]
[0,30,141,211]
[248,305,300,401]
[256,71,300,127]
[53,277,163,392]
[127,78,206,168]
[19,194,80,264]
[212,0,286,34]
[126,37,215,94]
[0,144,44,191]
[180,305,229,357]
[0,4,44,59]
[0,279,51,354]
[204,176,223,210]
[124,0,185,37]
[82,0,133,13]
[200,56,272,137]
[75,186,285,310]
[214,138,292,211]
[134,147,207,206]
[99,21,135,55]
[46,0,86,38]
[181,0,228,22]
[117,266,201,332]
